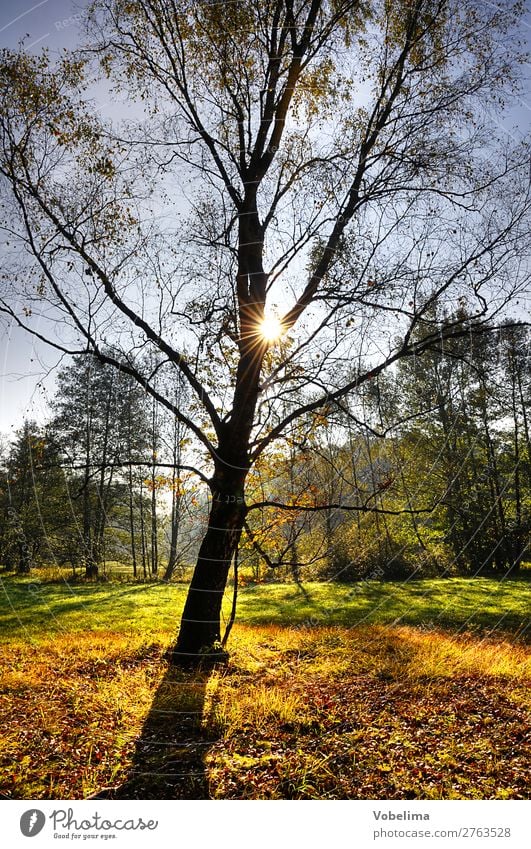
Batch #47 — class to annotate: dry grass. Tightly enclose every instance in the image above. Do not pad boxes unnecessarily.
[1,623,529,800]
[204,626,530,799]
[0,632,165,798]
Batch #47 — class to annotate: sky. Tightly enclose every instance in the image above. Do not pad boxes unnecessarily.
[0,0,86,52]
[0,1,113,436]
[0,0,530,437]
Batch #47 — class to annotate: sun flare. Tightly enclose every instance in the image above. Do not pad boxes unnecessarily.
[260,315,283,342]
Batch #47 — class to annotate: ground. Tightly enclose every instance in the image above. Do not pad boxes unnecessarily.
[0,575,529,799]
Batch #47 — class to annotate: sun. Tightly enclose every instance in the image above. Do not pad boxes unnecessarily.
[259,314,283,342]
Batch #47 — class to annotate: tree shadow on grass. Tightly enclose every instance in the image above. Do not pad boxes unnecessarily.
[238,578,531,635]
[98,663,218,800]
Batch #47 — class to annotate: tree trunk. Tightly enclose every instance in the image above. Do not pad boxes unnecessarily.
[508,372,522,575]
[17,541,31,574]
[83,485,98,579]
[128,464,137,578]
[172,197,266,663]
[150,396,158,575]
[164,412,182,582]
[139,478,147,580]
[171,472,246,663]
[83,380,98,579]
[481,403,510,570]
[164,487,180,582]
[95,382,113,575]
[150,480,158,575]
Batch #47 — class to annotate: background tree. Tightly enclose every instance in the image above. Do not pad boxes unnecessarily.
[0,421,71,573]
[51,357,153,577]
[159,377,197,582]
[0,0,530,661]
[347,315,531,577]
[498,323,531,572]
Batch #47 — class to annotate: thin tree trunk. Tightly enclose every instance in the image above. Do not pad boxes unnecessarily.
[173,198,265,663]
[17,541,31,574]
[164,385,183,582]
[171,390,255,664]
[95,380,114,575]
[128,464,137,578]
[222,545,239,648]
[127,399,138,578]
[481,401,509,570]
[516,367,530,485]
[150,482,158,576]
[83,377,98,578]
[139,478,147,580]
[164,471,180,582]
[509,373,522,574]
[150,397,158,575]
[14,428,31,574]
[150,488,158,578]
[349,437,362,534]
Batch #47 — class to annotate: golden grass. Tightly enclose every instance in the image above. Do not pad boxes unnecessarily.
[1,624,529,799]
[399,627,531,679]
[225,623,530,679]
[206,625,530,743]
[0,631,166,798]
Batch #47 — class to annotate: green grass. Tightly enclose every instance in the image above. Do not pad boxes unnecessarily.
[238,577,531,635]
[0,578,185,641]
[0,575,529,641]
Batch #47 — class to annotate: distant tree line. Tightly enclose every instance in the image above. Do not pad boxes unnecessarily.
[242,316,530,581]
[0,317,529,582]
[0,356,200,579]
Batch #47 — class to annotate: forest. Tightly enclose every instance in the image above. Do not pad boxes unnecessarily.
[1,316,528,585]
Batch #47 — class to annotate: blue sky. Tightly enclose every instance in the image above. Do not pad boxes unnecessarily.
[0,0,530,436]
[0,1,110,435]
[0,1,88,435]
[0,0,86,52]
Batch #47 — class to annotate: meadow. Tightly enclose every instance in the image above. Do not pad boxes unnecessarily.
[0,574,529,799]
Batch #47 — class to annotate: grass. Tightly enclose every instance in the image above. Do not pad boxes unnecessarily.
[205,625,530,800]
[1,575,529,641]
[0,574,529,799]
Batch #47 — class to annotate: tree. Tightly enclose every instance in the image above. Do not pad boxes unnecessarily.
[160,377,195,582]
[51,356,153,577]
[0,421,71,573]
[388,313,530,574]
[0,0,530,661]
[498,323,531,572]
